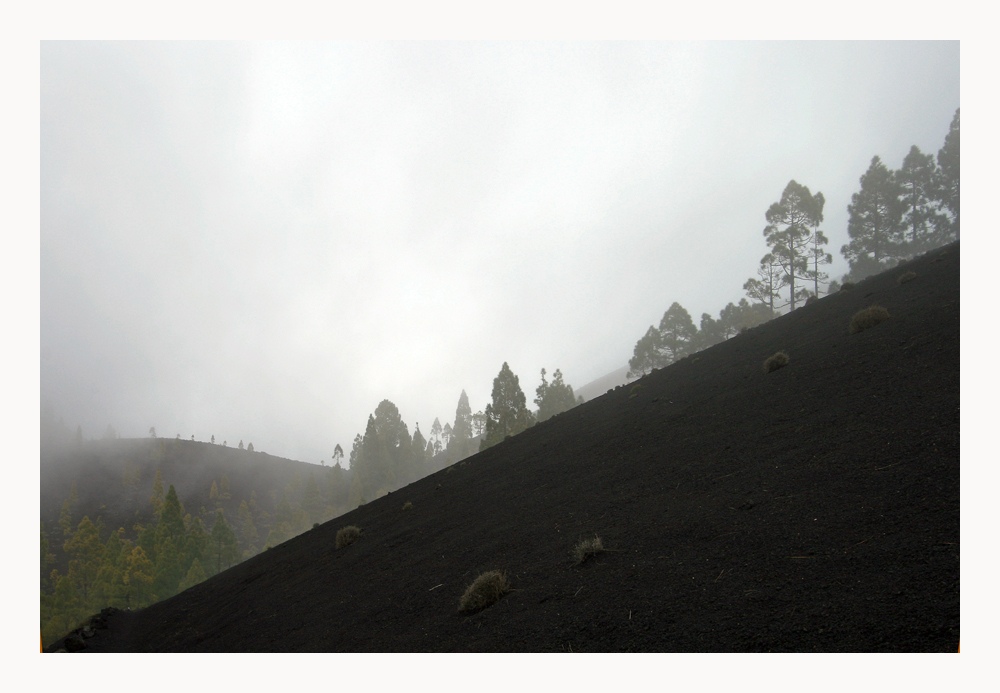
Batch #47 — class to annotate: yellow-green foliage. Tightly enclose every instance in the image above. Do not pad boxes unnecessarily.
[458,570,510,614]
[898,271,917,285]
[402,501,413,511]
[850,305,891,334]
[572,535,604,565]
[336,525,361,549]
[763,351,790,373]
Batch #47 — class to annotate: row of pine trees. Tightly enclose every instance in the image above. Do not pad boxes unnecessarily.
[629,108,959,377]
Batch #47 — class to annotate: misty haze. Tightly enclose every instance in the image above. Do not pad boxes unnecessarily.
[40,41,960,653]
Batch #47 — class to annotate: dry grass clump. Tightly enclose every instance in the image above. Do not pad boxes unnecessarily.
[402,501,413,511]
[335,525,361,549]
[849,305,891,334]
[458,571,510,614]
[898,271,917,285]
[763,351,790,373]
[572,535,605,565]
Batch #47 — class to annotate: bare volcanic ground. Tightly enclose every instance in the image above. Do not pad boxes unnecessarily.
[50,242,960,652]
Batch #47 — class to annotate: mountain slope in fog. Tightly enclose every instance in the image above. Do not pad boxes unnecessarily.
[48,242,959,652]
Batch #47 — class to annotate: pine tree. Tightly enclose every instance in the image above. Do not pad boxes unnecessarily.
[430,418,443,456]
[238,499,259,551]
[157,485,186,545]
[40,522,55,589]
[935,108,959,240]
[125,546,155,608]
[209,509,240,575]
[764,180,825,311]
[452,391,473,447]
[657,302,698,363]
[691,313,724,352]
[209,480,219,503]
[301,473,323,526]
[152,536,183,601]
[806,229,833,297]
[842,156,905,279]
[63,516,104,606]
[718,299,773,339]
[178,558,207,592]
[744,253,785,312]
[535,368,579,422]
[150,469,164,515]
[220,474,231,500]
[182,517,208,574]
[628,325,663,378]
[481,363,534,450]
[896,144,944,256]
[332,443,344,467]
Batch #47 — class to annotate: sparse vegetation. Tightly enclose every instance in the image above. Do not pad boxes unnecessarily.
[898,271,917,284]
[763,351,790,373]
[841,282,855,291]
[629,383,644,398]
[458,570,510,614]
[849,305,891,334]
[402,501,413,511]
[572,535,604,565]
[805,294,818,305]
[336,525,361,549]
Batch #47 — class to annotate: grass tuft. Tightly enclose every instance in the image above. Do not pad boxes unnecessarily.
[572,535,605,565]
[336,525,361,549]
[402,501,413,511]
[458,570,510,614]
[840,282,855,291]
[897,271,917,285]
[763,351,790,373]
[849,305,890,334]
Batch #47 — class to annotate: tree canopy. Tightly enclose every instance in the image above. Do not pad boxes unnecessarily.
[481,363,534,450]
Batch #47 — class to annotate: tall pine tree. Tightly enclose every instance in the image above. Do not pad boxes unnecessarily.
[842,156,905,279]
[935,108,960,241]
[481,363,534,450]
[764,180,825,311]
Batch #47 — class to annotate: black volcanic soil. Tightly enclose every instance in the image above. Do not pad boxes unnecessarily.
[50,242,959,652]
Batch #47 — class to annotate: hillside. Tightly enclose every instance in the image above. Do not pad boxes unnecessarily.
[574,365,633,403]
[47,242,959,652]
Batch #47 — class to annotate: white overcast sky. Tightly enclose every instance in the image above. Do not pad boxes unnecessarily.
[36,40,961,463]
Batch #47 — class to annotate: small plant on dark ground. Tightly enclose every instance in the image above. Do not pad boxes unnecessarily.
[572,535,604,565]
[402,501,413,510]
[841,282,855,291]
[805,295,818,305]
[763,351,790,373]
[850,305,890,334]
[898,271,917,285]
[458,571,510,614]
[336,525,361,549]
[630,383,643,398]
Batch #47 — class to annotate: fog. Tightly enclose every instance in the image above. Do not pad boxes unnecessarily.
[40,41,959,463]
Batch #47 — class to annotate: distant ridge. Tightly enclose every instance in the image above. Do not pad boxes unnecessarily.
[574,365,632,402]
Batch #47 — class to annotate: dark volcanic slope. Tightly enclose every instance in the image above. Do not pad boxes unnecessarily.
[58,243,959,652]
